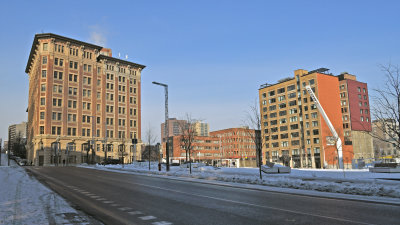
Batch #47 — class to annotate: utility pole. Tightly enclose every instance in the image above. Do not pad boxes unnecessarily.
[152,81,170,171]
[104,119,108,162]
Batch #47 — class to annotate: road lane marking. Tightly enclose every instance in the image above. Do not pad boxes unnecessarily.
[133,182,375,225]
[128,211,143,215]
[118,207,133,211]
[110,204,120,207]
[152,221,173,225]
[103,201,114,204]
[139,216,156,220]
[96,198,107,201]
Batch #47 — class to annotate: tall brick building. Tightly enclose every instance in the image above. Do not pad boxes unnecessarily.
[259,68,372,169]
[25,33,145,166]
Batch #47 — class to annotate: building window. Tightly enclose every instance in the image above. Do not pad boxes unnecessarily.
[40,126,44,134]
[358,87,361,92]
[54,71,63,80]
[309,79,315,85]
[43,43,48,51]
[41,84,46,92]
[41,70,47,78]
[40,98,45,105]
[363,88,366,93]
[361,116,364,122]
[40,112,45,120]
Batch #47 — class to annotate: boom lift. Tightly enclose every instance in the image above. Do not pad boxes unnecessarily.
[305,85,343,169]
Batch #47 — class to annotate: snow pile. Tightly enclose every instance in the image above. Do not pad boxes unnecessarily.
[84,163,400,199]
[0,155,100,224]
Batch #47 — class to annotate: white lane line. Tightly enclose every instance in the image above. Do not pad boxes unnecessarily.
[152,221,173,225]
[139,216,156,221]
[133,182,374,225]
[96,198,107,201]
[118,207,133,211]
[103,201,114,204]
[89,195,100,198]
[128,211,143,215]
[110,204,120,207]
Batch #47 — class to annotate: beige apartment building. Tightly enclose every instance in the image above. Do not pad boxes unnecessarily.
[25,33,145,166]
[8,122,27,154]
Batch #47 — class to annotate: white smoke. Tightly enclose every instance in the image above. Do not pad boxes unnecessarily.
[89,26,107,46]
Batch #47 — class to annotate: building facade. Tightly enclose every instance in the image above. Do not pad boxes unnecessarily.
[259,68,354,169]
[161,118,187,142]
[8,122,27,154]
[166,135,219,164]
[25,33,145,166]
[338,73,374,163]
[372,119,399,160]
[163,127,258,167]
[210,127,257,167]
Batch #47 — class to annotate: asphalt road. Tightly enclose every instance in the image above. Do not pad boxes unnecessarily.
[26,166,400,225]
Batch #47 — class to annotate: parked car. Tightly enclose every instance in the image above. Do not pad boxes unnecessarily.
[18,159,27,166]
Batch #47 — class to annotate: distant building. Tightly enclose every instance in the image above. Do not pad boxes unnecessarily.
[25,33,145,166]
[166,135,219,165]
[161,119,209,142]
[161,118,187,142]
[210,127,257,167]
[372,119,399,160]
[163,127,258,167]
[193,121,209,137]
[8,122,27,154]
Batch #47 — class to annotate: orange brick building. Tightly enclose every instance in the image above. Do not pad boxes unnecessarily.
[164,127,258,167]
[259,68,353,169]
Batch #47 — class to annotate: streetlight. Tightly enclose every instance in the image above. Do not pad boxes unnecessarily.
[152,81,170,171]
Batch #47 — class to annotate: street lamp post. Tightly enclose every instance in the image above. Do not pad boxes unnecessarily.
[152,81,170,171]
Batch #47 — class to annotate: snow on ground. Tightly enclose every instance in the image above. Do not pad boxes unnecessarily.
[0,154,101,225]
[81,162,400,199]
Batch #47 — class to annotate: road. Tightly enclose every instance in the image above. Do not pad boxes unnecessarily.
[26,166,400,225]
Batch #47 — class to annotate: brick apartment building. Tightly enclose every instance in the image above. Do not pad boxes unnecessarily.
[25,33,145,166]
[164,127,258,167]
[338,73,373,163]
[259,68,373,169]
[210,127,257,167]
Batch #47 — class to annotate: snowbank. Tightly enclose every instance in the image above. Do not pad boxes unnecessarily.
[82,162,400,199]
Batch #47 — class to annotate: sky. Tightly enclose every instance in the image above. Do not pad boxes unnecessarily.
[0,0,399,143]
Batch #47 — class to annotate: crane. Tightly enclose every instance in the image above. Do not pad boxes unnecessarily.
[305,85,343,169]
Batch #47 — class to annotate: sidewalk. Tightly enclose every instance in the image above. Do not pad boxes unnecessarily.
[0,154,102,225]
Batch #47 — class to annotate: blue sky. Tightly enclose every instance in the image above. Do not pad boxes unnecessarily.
[0,0,399,142]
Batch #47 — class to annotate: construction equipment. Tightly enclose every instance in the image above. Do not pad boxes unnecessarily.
[305,85,343,169]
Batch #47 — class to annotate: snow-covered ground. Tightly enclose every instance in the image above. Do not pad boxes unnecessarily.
[81,162,400,199]
[0,154,101,225]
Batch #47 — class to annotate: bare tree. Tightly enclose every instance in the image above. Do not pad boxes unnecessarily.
[179,113,197,174]
[243,99,263,179]
[144,124,157,170]
[371,64,400,158]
